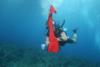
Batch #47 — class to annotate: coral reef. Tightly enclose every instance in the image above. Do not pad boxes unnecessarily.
[0,43,100,67]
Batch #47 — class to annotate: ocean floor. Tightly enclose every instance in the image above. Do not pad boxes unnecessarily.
[0,43,100,67]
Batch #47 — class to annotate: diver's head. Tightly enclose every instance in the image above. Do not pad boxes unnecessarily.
[54,24,63,33]
[54,23,62,29]
[52,20,63,31]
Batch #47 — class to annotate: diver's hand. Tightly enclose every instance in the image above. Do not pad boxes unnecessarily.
[41,44,46,50]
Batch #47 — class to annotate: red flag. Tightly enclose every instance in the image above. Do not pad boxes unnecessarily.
[47,5,59,53]
[50,5,56,14]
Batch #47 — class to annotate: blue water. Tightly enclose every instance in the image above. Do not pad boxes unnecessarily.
[0,0,100,65]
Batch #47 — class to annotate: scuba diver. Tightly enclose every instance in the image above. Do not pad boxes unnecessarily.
[41,20,77,51]
[41,5,77,53]
[42,20,77,50]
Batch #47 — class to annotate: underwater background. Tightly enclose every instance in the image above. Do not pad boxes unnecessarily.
[0,0,100,67]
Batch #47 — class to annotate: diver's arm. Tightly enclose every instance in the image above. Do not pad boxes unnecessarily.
[41,36,49,50]
[45,36,49,46]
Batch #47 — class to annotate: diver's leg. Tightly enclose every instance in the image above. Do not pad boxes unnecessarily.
[65,29,77,43]
[58,32,68,41]
[58,32,69,46]
[71,29,77,42]
[67,29,77,43]
[71,33,77,42]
